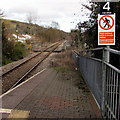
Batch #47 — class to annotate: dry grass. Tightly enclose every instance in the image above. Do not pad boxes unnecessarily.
[50,49,89,93]
[50,50,75,72]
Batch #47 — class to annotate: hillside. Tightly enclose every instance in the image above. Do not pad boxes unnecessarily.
[1,19,72,65]
[2,19,71,42]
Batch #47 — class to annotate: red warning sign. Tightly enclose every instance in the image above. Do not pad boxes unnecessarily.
[98,14,115,45]
[99,15,114,30]
[99,32,114,44]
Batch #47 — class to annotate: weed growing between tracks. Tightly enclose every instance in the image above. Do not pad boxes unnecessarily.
[50,49,89,93]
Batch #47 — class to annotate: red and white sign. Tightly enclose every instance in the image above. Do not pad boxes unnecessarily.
[98,14,115,45]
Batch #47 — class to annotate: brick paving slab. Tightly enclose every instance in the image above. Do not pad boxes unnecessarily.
[2,68,101,118]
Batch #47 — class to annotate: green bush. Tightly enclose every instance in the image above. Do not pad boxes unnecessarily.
[2,21,28,65]
[2,41,27,65]
[2,56,13,65]
[12,42,27,61]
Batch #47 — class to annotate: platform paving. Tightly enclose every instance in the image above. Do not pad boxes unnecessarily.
[2,68,101,119]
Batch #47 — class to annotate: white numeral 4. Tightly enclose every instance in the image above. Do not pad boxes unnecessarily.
[103,2,110,11]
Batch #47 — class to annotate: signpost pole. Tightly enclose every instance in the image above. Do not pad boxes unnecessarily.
[99,1,115,116]
[105,45,110,63]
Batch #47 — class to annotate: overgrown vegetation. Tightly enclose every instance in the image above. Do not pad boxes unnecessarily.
[2,22,27,65]
[71,2,120,68]
[1,18,70,66]
[2,19,68,43]
[51,50,74,71]
[50,49,89,93]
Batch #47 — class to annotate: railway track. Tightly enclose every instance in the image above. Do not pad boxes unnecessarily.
[2,42,61,93]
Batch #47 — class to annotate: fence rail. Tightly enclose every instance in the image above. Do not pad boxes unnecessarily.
[72,48,120,120]
[105,63,120,119]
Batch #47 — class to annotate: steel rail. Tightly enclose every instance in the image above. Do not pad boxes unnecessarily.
[1,42,59,77]
[10,42,61,89]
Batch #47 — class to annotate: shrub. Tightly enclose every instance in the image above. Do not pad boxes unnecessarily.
[12,42,27,61]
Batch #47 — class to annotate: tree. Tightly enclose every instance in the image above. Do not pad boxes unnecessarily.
[26,12,40,24]
[78,2,120,50]
[0,9,4,66]
[0,9,4,18]
[2,21,27,65]
[26,12,33,24]
[2,22,14,64]
[77,2,120,68]
[51,21,60,29]
[77,2,99,49]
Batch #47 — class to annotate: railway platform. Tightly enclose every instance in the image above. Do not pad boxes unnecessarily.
[1,67,101,119]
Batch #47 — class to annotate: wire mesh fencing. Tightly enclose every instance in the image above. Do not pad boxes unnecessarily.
[72,49,120,120]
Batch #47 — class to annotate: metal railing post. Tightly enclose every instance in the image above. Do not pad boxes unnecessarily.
[101,47,107,117]
[102,46,110,116]
[105,46,110,63]
[118,74,120,120]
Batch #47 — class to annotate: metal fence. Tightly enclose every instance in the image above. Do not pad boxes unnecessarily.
[72,48,120,120]
[104,63,120,120]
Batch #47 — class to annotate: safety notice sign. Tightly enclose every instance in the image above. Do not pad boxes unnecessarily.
[98,14,115,45]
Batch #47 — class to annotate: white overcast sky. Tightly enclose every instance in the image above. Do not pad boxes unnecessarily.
[0,0,91,32]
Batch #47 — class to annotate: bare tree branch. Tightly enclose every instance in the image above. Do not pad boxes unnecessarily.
[82,4,93,11]
[26,12,33,24]
[0,9,4,18]
[26,12,40,24]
